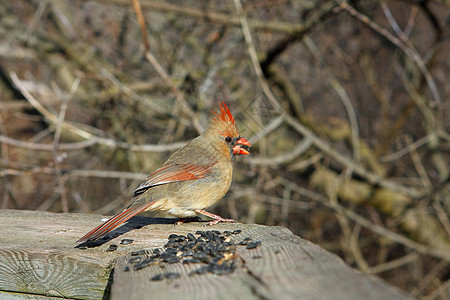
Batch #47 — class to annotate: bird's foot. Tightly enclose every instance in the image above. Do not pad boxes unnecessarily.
[206,217,237,226]
[194,209,236,226]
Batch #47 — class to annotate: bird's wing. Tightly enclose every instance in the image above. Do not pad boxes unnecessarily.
[133,163,214,197]
[77,163,215,243]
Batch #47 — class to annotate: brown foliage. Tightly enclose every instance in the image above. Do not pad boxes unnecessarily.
[0,0,449,297]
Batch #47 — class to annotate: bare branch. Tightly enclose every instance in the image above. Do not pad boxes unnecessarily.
[233,0,281,112]
[336,0,441,107]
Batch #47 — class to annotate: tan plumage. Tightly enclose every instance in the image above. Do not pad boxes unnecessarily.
[77,102,251,243]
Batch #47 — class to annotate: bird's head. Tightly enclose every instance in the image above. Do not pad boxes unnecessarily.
[204,102,251,159]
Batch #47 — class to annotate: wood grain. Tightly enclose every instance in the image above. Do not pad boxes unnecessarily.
[111,226,414,300]
[0,210,414,300]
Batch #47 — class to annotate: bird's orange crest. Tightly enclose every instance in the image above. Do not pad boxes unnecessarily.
[210,101,240,137]
[212,102,235,126]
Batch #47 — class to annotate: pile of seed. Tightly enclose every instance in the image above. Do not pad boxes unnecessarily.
[123,230,261,280]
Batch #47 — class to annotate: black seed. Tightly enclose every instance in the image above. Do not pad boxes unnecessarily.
[252,255,263,259]
[232,230,242,234]
[195,266,208,274]
[128,256,142,263]
[195,230,205,236]
[193,252,206,259]
[120,239,134,245]
[166,247,178,253]
[106,244,118,252]
[150,274,164,281]
[183,258,201,264]
[131,249,147,256]
[176,236,187,242]
[165,272,181,280]
[275,249,281,254]
[181,250,193,256]
[213,267,228,275]
[124,266,131,272]
[160,253,173,261]
[166,256,180,263]
[245,241,261,249]
[141,231,242,277]
[133,258,156,270]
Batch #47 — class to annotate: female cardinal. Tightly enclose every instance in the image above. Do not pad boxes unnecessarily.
[77,102,251,243]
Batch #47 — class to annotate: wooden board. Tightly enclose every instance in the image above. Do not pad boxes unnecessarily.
[0,209,179,299]
[0,210,414,300]
[111,225,413,300]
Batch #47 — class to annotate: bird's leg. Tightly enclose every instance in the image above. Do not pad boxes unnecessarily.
[194,209,237,226]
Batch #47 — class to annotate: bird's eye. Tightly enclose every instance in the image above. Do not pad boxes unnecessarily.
[224,136,232,143]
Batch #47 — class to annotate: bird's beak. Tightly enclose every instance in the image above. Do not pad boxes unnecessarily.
[233,138,251,155]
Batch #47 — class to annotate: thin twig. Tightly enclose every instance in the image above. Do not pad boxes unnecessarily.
[0,134,187,152]
[284,114,421,198]
[248,113,285,144]
[433,202,450,237]
[380,135,432,162]
[423,280,450,300]
[82,0,304,34]
[406,135,432,189]
[132,0,150,51]
[303,37,361,163]
[98,67,169,117]
[0,165,146,181]
[349,224,370,272]
[368,252,418,274]
[10,72,93,139]
[131,1,203,134]
[233,0,281,112]
[52,79,80,212]
[250,138,312,166]
[7,73,188,154]
[336,0,441,107]
[279,178,450,262]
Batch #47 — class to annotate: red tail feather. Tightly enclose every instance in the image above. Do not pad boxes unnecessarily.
[77,203,154,243]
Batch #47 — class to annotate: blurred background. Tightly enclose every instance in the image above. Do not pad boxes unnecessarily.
[0,0,449,298]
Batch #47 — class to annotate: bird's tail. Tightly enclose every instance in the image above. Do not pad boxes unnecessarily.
[77,203,153,243]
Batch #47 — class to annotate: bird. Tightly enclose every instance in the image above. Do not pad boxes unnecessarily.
[77,102,251,243]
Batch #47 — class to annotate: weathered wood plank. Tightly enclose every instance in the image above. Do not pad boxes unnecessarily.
[0,209,414,300]
[0,209,264,299]
[0,209,116,299]
[0,209,183,299]
[111,226,414,300]
[0,290,65,299]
